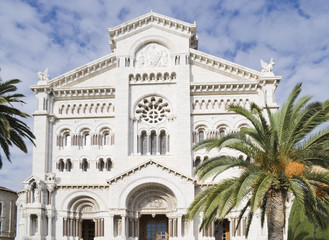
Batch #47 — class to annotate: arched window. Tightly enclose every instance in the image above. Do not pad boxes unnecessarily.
[141,131,147,155]
[204,156,209,161]
[194,156,201,167]
[98,158,104,171]
[102,130,111,146]
[150,131,157,155]
[66,159,72,172]
[106,158,113,171]
[81,159,88,172]
[198,129,205,142]
[58,159,64,172]
[159,130,166,155]
[81,129,91,147]
[63,131,71,148]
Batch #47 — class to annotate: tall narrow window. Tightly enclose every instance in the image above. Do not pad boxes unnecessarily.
[194,157,201,167]
[82,131,90,146]
[159,131,166,155]
[219,129,225,137]
[98,158,104,171]
[106,158,113,171]
[150,131,157,155]
[66,159,72,172]
[81,159,88,172]
[31,183,38,203]
[141,131,147,155]
[103,131,110,146]
[198,130,205,142]
[63,132,71,147]
[58,159,64,172]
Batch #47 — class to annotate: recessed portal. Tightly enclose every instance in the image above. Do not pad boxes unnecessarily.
[140,214,168,240]
[82,220,95,240]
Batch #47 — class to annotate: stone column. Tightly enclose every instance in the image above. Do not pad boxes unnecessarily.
[168,218,173,238]
[146,133,150,155]
[75,219,80,239]
[26,214,31,236]
[70,218,73,236]
[135,218,139,239]
[47,215,52,237]
[173,218,177,237]
[37,214,42,237]
[63,218,67,236]
[94,219,98,237]
[178,215,182,238]
[121,215,126,238]
[133,119,138,155]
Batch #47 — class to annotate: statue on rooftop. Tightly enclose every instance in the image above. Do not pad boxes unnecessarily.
[37,68,49,81]
[260,58,275,73]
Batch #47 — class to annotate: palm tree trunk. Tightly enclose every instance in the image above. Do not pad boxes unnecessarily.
[266,189,287,240]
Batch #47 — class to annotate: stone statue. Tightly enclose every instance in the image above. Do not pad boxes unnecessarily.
[260,58,275,73]
[37,68,49,81]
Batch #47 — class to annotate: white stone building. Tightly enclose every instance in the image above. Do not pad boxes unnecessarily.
[16,12,281,240]
[0,186,18,240]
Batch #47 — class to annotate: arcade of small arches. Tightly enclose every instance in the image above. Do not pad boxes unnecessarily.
[57,127,114,149]
[129,72,177,83]
[193,123,250,144]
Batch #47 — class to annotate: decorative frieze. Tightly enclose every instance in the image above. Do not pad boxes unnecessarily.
[190,82,258,95]
[129,72,176,85]
[57,101,115,117]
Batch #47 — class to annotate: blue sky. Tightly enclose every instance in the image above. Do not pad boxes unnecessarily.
[1,0,329,191]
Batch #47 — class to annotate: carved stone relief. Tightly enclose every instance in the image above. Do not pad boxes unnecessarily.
[139,196,168,210]
[136,43,169,67]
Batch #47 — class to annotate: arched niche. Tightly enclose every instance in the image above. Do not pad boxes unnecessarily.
[135,43,170,68]
[126,183,177,215]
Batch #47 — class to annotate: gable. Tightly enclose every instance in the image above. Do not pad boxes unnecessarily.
[106,160,196,185]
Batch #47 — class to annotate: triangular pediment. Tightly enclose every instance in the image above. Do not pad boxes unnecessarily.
[106,159,196,185]
[108,12,198,51]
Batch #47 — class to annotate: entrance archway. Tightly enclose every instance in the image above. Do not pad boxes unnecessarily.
[121,183,180,239]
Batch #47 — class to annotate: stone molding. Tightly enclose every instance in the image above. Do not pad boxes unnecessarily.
[108,12,198,51]
[107,159,196,185]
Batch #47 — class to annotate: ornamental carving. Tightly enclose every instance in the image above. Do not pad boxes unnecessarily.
[136,43,169,67]
[139,196,168,210]
[135,96,171,124]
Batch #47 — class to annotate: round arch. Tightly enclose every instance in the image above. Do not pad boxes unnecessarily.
[60,190,107,212]
[118,176,186,209]
[129,35,176,57]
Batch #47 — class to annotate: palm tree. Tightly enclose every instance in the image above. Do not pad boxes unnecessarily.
[0,77,35,168]
[187,84,329,240]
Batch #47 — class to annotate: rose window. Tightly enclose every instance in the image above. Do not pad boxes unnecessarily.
[135,96,170,124]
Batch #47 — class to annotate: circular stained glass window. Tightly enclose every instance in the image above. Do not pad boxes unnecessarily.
[135,96,171,124]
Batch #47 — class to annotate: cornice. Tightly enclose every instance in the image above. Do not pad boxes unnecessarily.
[108,12,198,51]
[190,82,259,95]
[30,54,117,93]
[190,49,261,81]
[57,185,109,190]
[52,87,115,100]
[107,159,196,185]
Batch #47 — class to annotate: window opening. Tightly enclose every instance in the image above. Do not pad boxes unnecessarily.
[98,159,105,171]
[82,159,88,172]
[106,158,112,171]
[141,131,147,155]
[58,159,64,172]
[150,131,157,155]
[159,131,166,155]
[66,159,72,172]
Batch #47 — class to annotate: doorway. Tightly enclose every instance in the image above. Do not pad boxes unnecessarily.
[82,220,95,240]
[214,219,230,240]
[140,214,168,240]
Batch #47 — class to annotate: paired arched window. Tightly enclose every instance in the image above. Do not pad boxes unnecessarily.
[57,158,73,172]
[57,129,71,148]
[138,130,169,155]
[97,158,113,171]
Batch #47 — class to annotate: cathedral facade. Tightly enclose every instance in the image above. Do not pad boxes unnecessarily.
[16,12,281,240]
